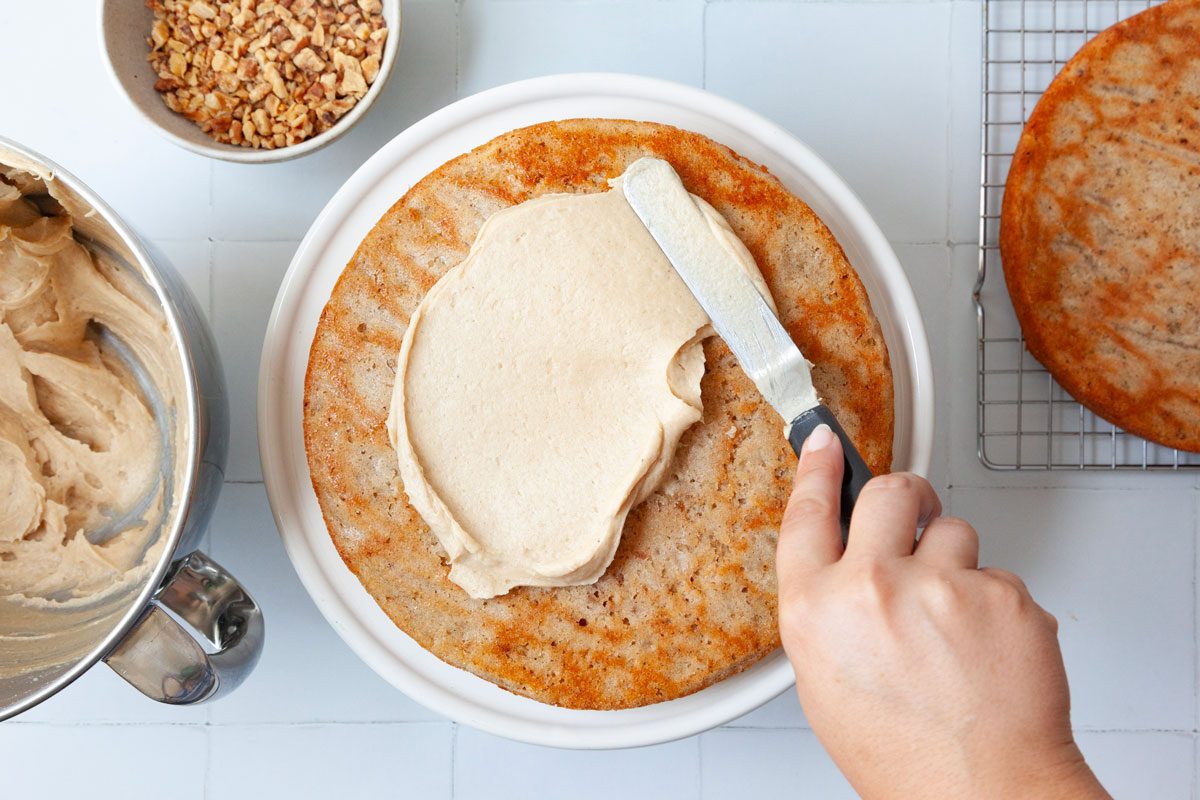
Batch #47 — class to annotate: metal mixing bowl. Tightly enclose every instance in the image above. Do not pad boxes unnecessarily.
[0,138,263,719]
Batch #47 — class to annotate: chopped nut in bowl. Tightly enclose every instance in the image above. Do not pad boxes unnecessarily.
[99,0,401,162]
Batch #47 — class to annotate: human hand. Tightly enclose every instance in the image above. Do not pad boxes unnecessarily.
[776,425,1109,800]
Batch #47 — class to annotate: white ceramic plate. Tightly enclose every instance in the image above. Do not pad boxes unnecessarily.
[259,73,934,749]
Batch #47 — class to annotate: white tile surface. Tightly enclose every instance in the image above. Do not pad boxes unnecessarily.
[706,1,953,245]
[459,1,705,96]
[153,239,213,319]
[894,243,952,490]
[949,1,984,245]
[208,485,440,723]
[1076,731,1194,799]
[209,723,454,799]
[726,686,807,729]
[212,240,298,482]
[951,487,1197,731]
[3,2,1198,798]
[701,729,856,800]
[2,6,213,241]
[0,724,207,800]
[14,663,210,725]
[454,728,701,800]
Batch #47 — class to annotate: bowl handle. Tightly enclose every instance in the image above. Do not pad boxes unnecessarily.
[102,550,264,705]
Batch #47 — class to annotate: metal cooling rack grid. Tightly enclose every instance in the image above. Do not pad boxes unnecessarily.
[975,0,1200,470]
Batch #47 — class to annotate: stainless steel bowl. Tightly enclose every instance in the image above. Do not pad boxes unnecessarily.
[0,138,263,718]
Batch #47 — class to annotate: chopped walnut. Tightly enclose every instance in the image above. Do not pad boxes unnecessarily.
[360,53,379,83]
[210,49,236,72]
[332,49,366,96]
[293,46,325,72]
[146,0,388,150]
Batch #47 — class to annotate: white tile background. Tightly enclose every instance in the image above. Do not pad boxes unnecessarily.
[2,0,1198,797]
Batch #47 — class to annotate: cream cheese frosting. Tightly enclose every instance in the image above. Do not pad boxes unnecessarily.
[388,159,774,598]
[0,164,176,608]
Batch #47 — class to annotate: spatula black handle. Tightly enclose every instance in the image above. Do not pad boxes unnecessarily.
[787,404,873,531]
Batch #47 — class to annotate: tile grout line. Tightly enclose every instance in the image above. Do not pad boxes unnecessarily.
[201,236,308,243]
[720,724,812,731]
[941,2,957,494]
[204,149,215,330]
[943,0,955,254]
[9,719,1191,733]
[704,0,958,3]
[207,157,215,246]
[203,723,213,800]
[207,238,215,322]
[1193,486,1200,795]
[949,481,1199,492]
[454,0,462,100]
[6,719,454,728]
[450,722,458,799]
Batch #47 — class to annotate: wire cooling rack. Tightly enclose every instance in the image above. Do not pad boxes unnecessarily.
[975,0,1199,470]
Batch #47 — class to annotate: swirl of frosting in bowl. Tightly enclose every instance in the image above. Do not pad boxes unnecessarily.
[0,166,174,605]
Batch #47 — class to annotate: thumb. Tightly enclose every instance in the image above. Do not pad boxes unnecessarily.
[777,424,846,594]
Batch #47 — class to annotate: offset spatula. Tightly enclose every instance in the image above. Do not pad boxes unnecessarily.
[623,157,871,527]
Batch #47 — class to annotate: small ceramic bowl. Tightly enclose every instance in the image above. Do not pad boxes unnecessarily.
[98,0,401,163]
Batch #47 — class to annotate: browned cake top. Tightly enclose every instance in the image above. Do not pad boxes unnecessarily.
[1001,0,1200,452]
[304,119,894,709]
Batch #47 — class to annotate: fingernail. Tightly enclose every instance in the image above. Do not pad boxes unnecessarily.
[804,423,834,453]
